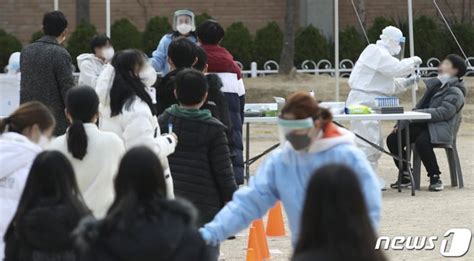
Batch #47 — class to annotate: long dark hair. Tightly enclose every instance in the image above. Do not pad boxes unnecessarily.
[5,151,90,242]
[66,86,99,160]
[102,146,167,232]
[110,49,156,116]
[0,101,55,135]
[294,165,385,261]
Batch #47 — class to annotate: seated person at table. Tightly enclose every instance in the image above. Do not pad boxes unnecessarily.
[387,54,466,191]
[158,69,237,227]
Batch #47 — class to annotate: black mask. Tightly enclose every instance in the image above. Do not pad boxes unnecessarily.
[286,133,311,151]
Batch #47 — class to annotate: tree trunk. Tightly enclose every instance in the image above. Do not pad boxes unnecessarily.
[76,0,90,24]
[279,0,296,74]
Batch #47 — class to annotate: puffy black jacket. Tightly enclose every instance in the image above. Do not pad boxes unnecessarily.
[4,201,83,261]
[158,110,238,225]
[74,199,210,261]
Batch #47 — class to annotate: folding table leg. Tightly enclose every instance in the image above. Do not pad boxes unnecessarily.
[405,123,415,196]
[397,120,403,193]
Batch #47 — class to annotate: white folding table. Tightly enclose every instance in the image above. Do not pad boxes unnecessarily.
[243,107,431,196]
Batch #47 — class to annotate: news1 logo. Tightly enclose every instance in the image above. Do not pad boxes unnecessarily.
[375,228,472,257]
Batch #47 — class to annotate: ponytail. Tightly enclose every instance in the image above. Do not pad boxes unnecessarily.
[67,119,88,160]
[65,86,99,160]
[0,102,55,135]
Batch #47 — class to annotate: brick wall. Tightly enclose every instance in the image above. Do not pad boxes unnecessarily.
[1,0,472,45]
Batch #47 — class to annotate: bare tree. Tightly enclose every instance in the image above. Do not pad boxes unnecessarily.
[76,0,90,24]
[279,0,296,75]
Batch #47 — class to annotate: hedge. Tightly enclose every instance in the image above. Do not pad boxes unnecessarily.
[221,22,253,68]
[111,18,142,51]
[30,30,44,43]
[143,16,172,56]
[294,25,331,67]
[0,30,22,70]
[195,12,213,27]
[253,22,283,67]
[339,26,366,61]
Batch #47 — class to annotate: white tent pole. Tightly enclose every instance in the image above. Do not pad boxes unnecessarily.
[106,0,111,37]
[408,0,416,107]
[54,0,59,10]
[335,0,340,102]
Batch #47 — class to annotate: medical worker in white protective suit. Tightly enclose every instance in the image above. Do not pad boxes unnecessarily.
[347,26,422,186]
[0,52,21,116]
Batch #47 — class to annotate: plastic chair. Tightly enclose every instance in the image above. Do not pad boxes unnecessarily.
[412,117,463,189]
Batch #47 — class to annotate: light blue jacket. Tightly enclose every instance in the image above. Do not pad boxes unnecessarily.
[150,33,197,74]
[200,129,382,246]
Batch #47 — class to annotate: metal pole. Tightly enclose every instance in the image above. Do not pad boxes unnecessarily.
[54,0,59,10]
[408,0,417,107]
[335,0,340,102]
[106,0,111,37]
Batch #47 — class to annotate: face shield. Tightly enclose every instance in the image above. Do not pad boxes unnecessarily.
[173,10,195,35]
[397,36,406,60]
[278,117,315,152]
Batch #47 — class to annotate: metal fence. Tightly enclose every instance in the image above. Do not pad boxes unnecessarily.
[235,57,474,78]
[70,57,474,80]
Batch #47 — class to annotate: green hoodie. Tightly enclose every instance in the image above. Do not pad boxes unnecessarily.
[167,104,212,121]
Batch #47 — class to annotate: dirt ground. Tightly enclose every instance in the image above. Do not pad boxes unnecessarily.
[218,75,474,260]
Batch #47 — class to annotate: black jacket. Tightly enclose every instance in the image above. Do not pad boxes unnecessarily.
[155,68,182,115]
[158,110,237,225]
[74,199,209,261]
[4,201,83,261]
[201,74,234,153]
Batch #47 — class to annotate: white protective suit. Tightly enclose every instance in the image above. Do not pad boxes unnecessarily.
[77,53,106,88]
[347,26,421,173]
[0,52,21,117]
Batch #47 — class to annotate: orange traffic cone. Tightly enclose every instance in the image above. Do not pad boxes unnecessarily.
[246,248,258,261]
[247,227,262,261]
[266,201,286,237]
[252,219,270,259]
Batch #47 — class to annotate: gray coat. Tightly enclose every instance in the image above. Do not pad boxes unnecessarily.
[20,35,75,135]
[415,77,466,144]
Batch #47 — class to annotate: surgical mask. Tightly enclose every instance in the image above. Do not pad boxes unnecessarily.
[437,73,451,85]
[102,47,115,61]
[139,64,157,87]
[37,134,50,149]
[286,133,312,151]
[177,23,192,35]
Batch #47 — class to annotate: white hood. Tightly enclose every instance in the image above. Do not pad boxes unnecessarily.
[77,53,103,71]
[308,126,355,154]
[0,132,41,179]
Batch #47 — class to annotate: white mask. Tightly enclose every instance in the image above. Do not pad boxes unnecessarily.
[102,47,115,61]
[139,64,157,87]
[177,23,192,35]
[437,73,451,85]
[37,134,50,149]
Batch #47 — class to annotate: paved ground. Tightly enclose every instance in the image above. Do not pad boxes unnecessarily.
[219,121,474,261]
